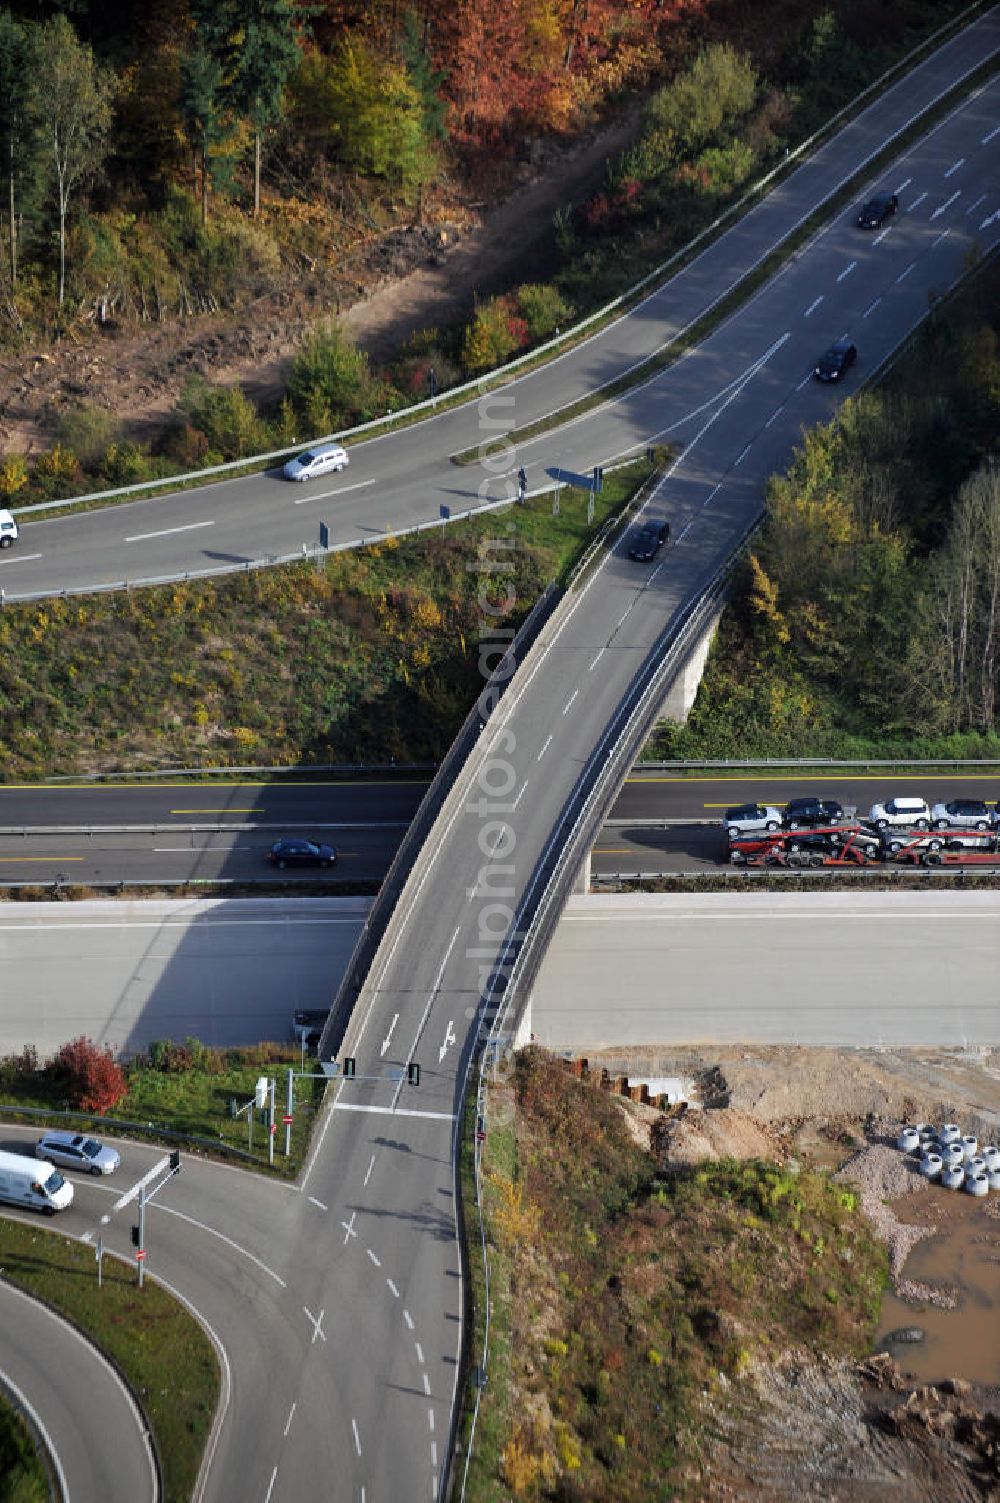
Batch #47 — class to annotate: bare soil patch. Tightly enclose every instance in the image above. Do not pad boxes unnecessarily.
[0,106,644,456]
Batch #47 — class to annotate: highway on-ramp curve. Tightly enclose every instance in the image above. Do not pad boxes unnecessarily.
[0,11,996,601]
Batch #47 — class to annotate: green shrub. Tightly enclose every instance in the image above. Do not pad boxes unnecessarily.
[178,378,268,460]
[515,282,573,342]
[56,404,121,469]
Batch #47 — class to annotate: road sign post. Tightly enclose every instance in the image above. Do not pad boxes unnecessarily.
[136,1182,146,1288]
[284,1068,294,1157]
[267,1077,276,1167]
[96,1233,103,1288]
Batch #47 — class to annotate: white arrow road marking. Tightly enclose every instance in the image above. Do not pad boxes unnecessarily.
[304,1306,327,1344]
[439,1020,457,1063]
[380,1012,399,1057]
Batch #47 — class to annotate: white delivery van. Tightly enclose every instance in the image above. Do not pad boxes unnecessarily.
[0,1148,74,1214]
[0,510,17,548]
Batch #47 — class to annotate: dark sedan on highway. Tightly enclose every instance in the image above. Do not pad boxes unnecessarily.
[814,339,857,382]
[268,838,337,869]
[783,797,847,829]
[628,518,670,561]
[856,191,898,229]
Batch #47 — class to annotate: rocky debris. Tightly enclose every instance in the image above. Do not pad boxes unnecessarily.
[695,1348,1000,1502]
[834,1140,935,1278]
[896,1278,960,1310]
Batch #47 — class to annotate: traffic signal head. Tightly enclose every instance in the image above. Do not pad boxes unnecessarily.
[130,1225,141,1248]
[407,1061,420,1087]
[343,1057,356,1079]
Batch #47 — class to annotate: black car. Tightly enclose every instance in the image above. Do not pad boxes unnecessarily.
[856,192,898,229]
[814,338,857,382]
[628,519,670,561]
[268,838,336,869]
[783,797,847,830]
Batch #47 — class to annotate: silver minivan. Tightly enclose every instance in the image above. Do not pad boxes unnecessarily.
[282,443,349,482]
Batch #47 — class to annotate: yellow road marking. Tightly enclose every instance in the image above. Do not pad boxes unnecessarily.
[170,808,256,815]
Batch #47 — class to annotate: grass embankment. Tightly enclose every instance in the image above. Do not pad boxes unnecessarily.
[645,250,1000,766]
[0,1041,326,1177]
[456,1050,887,1502]
[0,1400,46,1503]
[0,462,648,778]
[0,1219,217,1503]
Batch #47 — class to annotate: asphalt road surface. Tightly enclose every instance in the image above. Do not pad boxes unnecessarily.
[1,771,999,882]
[530,891,1000,1047]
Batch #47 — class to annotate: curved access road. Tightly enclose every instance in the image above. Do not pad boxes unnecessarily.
[0,1278,157,1503]
[0,8,997,601]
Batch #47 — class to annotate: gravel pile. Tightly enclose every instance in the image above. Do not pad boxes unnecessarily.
[834,1138,935,1278]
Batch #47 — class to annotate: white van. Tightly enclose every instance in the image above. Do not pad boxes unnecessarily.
[0,509,18,548]
[0,1148,74,1214]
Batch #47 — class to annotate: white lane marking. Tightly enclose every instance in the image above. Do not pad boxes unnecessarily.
[439,1019,457,1063]
[836,260,856,283]
[294,478,376,505]
[563,689,579,715]
[943,157,965,178]
[537,734,553,761]
[415,1342,424,1364]
[304,1306,327,1344]
[981,210,1000,230]
[512,780,528,811]
[803,296,823,317]
[150,1202,287,1286]
[648,561,664,584]
[0,552,42,566]
[932,229,951,249]
[613,607,630,630]
[564,911,1000,923]
[764,407,782,429]
[428,1409,435,1433]
[795,373,813,391]
[966,193,987,214]
[862,297,881,319]
[0,915,356,934]
[873,226,891,245]
[283,1403,296,1437]
[931,190,960,220]
[351,1418,362,1457]
[342,1211,358,1244]
[895,263,915,284]
[380,1012,399,1057]
[367,1248,381,1268]
[423,1373,431,1395]
[908,191,927,212]
[333,1103,457,1119]
[387,1278,400,1298]
[404,1310,415,1331]
[895,177,911,192]
[264,1466,278,1503]
[364,1153,376,1187]
[734,444,751,467]
[307,1195,327,1211]
[701,480,723,509]
[108,1155,171,1214]
[431,1442,438,1467]
[125,519,215,543]
[983,124,1000,144]
[588,649,604,671]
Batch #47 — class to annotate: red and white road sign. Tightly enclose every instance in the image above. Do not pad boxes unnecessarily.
[135,1249,146,1261]
[282,1114,293,1125]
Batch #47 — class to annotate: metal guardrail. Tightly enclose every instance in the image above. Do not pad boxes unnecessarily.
[592,865,1000,884]
[638,757,1000,769]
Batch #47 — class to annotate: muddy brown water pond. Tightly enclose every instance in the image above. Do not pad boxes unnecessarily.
[876,1190,1000,1385]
